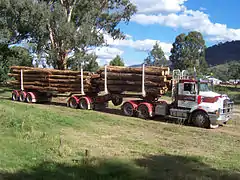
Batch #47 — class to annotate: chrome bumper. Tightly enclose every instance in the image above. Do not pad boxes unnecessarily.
[209,101,234,125]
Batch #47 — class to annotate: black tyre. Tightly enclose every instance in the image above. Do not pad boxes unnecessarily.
[68,97,79,109]
[26,93,33,103]
[191,111,210,128]
[122,102,135,117]
[12,91,19,101]
[112,97,123,106]
[79,98,89,110]
[137,104,150,120]
[19,91,26,102]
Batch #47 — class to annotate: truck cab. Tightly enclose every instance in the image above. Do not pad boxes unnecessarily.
[119,68,234,129]
[167,70,234,128]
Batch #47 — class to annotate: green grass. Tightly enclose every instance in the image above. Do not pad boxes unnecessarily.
[0,86,240,180]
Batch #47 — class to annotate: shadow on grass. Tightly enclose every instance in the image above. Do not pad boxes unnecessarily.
[1,154,239,180]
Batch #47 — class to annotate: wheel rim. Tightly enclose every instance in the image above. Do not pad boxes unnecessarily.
[196,114,205,125]
[69,98,78,109]
[26,94,32,103]
[192,112,210,128]
[112,97,123,106]
[79,99,88,110]
[138,105,149,119]
[19,93,26,102]
[123,103,134,116]
[12,93,18,101]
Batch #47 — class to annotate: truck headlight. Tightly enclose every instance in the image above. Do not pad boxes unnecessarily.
[215,109,220,117]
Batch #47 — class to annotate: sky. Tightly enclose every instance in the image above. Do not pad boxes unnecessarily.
[93,0,240,66]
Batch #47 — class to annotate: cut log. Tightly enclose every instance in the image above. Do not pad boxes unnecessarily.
[8,80,92,88]
[8,73,91,80]
[8,84,98,93]
[98,66,170,76]
[99,72,167,82]
[92,79,166,87]
[9,76,91,84]
[10,66,92,76]
[95,85,168,94]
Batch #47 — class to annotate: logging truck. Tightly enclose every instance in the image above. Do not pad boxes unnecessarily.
[10,65,234,129]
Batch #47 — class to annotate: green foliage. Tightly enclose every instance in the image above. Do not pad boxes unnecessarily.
[144,42,169,66]
[0,44,33,82]
[109,55,124,66]
[170,31,208,75]
[228,61,240,81]
[208,64,229,82]
[0,0,137,69]
[67,50,99,72]
[208,61,240,82]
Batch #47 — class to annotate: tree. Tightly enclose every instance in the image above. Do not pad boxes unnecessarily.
[144,42,168,67]
[67,50,99,72]
[208,64,229,82]
[169,31,208,75]
[0,45,33,82]
[0,0,137,70]
[109,55,124,66]
[228,61,240,87]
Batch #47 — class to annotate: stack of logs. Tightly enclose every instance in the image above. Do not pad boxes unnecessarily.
[7,66,97,93]
[7,65,172,96]
[92,66,172,96]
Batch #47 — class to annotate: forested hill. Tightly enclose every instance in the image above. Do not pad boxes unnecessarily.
[206,40,240,66]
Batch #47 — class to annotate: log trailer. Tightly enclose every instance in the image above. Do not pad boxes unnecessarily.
[10,65,234,129]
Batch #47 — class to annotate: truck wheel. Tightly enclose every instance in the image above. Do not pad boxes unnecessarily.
[191,111,210,128]
[122,102,135,117]
[12,91,19,101]
[19,91,27,102]
[26,93,33,103]
[137,104,150,120]
[79,98,89,110]
[112,97,123,106]
[68,97,79,109]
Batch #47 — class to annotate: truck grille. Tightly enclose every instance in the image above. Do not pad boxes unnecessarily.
[222,99,234,114]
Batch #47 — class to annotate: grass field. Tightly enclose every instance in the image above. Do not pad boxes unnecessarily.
[0,87,240,180]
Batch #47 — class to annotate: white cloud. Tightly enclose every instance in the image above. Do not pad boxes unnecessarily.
[104,33,172,54]
[88,34,173,66]
[199,7,207,11]
[131,0,187,13]
[132,10,240,42]
[131,0,240,42]
[88,46,124,65]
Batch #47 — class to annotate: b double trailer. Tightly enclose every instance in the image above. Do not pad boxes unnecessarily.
[10,65,234,129]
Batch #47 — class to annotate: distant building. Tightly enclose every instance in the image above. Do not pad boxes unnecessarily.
[206,77,222,85]
[229,79,240,84]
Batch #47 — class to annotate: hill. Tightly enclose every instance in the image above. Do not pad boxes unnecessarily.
[206,40,240,66]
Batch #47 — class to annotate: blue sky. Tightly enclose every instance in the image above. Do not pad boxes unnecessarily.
[95,0,240,66]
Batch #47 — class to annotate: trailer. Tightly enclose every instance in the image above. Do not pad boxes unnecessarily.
[9,65,234,129]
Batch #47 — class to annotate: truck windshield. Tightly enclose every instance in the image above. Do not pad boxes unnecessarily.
[199,83,210,92]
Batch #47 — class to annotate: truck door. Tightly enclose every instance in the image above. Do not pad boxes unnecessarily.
[177,81,197,108]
